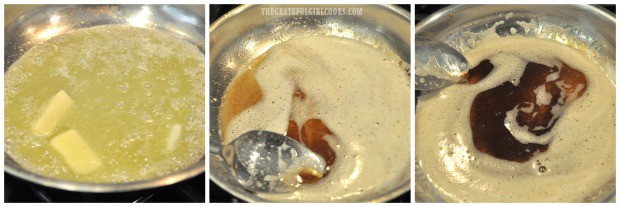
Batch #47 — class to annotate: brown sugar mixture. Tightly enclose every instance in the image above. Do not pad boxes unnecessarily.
[220,36,411,201]
[220,69,336,184]
[285,88,336,183]
[467,60,587,162]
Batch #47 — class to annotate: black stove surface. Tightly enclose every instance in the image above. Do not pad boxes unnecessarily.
[209,4,411,203]
[5,172,205,203]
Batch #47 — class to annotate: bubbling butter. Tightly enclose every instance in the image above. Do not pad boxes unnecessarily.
[220,36,410,201]
[416,35,615,202]
[5,25,205,183]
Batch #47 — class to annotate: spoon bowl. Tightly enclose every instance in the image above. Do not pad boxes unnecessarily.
[415,36,469,91]
[211,130,326,193]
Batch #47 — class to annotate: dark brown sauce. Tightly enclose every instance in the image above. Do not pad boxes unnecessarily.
[286,120,300,142]
[464,59,494,84]
[285,87,336,183]
[286,118,336,183]
[218,53,268,143]
[297,168,324,184]
[468,60,587,162]
[300,119,336,167]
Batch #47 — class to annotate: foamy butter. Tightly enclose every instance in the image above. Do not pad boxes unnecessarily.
[416,31,615,201]
[223,36,410,201]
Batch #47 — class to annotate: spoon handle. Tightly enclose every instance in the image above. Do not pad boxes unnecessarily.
[209,140,222,155]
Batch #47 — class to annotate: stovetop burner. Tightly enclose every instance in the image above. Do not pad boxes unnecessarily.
[5,172,205,203]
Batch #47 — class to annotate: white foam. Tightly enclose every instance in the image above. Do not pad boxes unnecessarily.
[504,106,553,145]
[533,85,552,106]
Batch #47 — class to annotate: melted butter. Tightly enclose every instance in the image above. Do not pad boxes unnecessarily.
[5,25,205,183]
[416,35,615,202]
[220,36,410,201]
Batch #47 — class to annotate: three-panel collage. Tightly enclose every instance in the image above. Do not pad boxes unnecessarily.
[1,2,616,204]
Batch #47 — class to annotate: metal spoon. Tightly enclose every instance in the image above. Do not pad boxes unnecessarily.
[210,130,326,193]
[415,36,469,91]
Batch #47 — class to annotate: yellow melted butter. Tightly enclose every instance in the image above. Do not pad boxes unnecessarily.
[5,25,205,183]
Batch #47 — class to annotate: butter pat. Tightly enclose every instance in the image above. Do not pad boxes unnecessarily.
[166,124,182,152]
[50,130,102,175]
[32,90,73,136]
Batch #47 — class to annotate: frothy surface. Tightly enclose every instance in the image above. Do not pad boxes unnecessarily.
[416,36,615,202]
[220,36,410,201]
